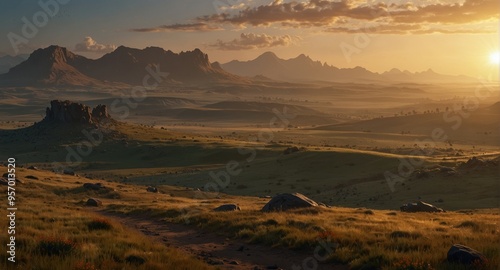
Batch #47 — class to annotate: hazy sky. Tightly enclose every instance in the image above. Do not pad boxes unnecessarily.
[0,0,498,79]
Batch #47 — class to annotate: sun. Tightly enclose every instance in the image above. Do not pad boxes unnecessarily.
[490,51,500,65]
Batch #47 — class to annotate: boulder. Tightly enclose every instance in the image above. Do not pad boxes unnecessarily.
[83,183,104,190]
[26,175,39,180]
[400,201,444,213]
[262,193,318,212]
[146,186,159,193]
[0,177,22,185]
[447,244,487,265]
[0,178,8,186]
[213,204,241,212]
[86,198,102,207]
[27,166,39,170]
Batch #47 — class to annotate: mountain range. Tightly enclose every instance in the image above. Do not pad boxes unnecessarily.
[0,46,477,87]
[221,52,477,84]
[0,45,242,87]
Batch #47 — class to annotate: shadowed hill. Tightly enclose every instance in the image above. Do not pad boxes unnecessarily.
[315,103,500,142]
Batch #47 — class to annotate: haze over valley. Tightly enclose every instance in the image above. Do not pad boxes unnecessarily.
[0,0,499,269]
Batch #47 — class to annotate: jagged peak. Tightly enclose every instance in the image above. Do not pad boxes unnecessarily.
[29,45,76,63]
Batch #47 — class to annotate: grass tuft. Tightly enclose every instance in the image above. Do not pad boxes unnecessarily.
[88,218,113,231]
[37,237,77,256]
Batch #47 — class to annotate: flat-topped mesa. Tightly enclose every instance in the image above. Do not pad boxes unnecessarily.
[44,100,110,125]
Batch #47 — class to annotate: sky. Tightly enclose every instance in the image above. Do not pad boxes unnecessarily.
[0,0,498,79]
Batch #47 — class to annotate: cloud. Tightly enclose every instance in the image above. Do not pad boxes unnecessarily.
[209,33,299,50]
[196,0,498,34]
[74,37,116,53]
[130,23,222,32]
[199,0,389,26]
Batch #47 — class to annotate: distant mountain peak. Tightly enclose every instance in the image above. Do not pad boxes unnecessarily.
[291,53,314,63]
[387,68,402,74]
[30,45,75,64]
[256,51,279,61]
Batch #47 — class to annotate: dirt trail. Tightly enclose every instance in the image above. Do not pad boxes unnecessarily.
[101,212,348,270]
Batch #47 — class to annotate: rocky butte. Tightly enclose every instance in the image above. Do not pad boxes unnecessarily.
[43,100,111,126]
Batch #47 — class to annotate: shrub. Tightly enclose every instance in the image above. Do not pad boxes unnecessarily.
[88,218,113,231]
[262,219,279,226]
[364,210,374,215]
[456,221,480,230]
[390,231,421,239]
[125,255,146,265]
[37,236,77,256]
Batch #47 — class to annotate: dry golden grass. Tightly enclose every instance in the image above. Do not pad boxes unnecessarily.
[0,166,214,270]
[110,201,500,269]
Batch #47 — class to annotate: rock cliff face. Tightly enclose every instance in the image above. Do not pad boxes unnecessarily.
[44,100,110,125]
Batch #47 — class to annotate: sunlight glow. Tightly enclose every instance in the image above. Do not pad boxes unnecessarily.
[490,51,500,65]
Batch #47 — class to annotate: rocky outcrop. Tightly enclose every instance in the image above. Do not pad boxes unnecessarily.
[44,100,110,125]
[458,157,498,171]
[261,193,319,212]
[400,201,444,213]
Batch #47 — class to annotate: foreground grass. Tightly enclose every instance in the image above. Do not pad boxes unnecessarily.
[0,167,213,270]
[3,165,499,270]
[108,194,500,270]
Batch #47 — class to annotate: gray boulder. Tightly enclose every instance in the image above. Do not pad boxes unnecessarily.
[400,201,444,213]
[86,198,102,207]
[262,193,318,212]
[447,244,487,265]
[146,186,159,193]
[214,204,241,212]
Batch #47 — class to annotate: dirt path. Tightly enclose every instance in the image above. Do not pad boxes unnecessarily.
[100,212,348,270]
